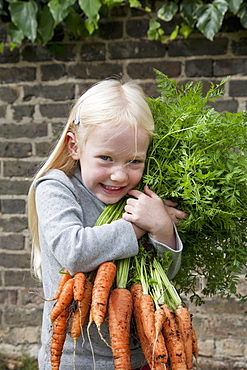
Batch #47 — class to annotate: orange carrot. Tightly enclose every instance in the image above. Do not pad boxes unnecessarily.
[70,304,81,343]
[191,325,198,361]
[88,261,116,334]
[78,280,93,328]
[155,308,166,339]
[47,269,72,301]
[130,283,165,370]
[140,294,168,365]
[50,307,70,370]
[175,306,193,370]
[50,278,74,323]
[108,288,133,370]
[73,272,86,301]
[161,304,187,370]
[131,284,152,367]
[70,280,93,358]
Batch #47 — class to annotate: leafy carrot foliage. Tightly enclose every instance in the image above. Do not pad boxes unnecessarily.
[145,70,247,303]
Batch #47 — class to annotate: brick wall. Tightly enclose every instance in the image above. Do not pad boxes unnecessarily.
[0,7,247,369]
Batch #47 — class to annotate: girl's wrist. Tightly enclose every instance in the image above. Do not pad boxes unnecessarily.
[132,224,146,239]
[149,226,176,249]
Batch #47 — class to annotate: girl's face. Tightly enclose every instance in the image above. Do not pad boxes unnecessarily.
[69,123,150,204]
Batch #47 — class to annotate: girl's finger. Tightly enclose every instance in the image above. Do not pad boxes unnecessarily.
[126,197,138,206]
[176,210,189,219]
[143,185,160,199]
[165,199,178,207]
[127,189,143,199]
[165,206,189,221]
[124,204,134,214]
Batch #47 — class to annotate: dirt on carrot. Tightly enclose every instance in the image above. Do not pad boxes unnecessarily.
[50,278,74,323]
[131,283,167,370]
[50,307,70,370]
[78,280,93,329]
[140,294,168,365]
[161,304,187,370]
[88,261,116,334]
[70,304,82,343]
[73,272,86,301]
[108,288,133,370]
[175,306,193,370]
[191,325,198,362]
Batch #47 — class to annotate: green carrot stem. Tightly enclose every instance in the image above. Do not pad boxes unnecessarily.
[94,198,126,226]
[153,258,182,309]
[140,255,150,295]
[149,265,162,310]
[58,267,71,275]
[133,255,149,294]
[152,267,177,311]
[116,258,131,289]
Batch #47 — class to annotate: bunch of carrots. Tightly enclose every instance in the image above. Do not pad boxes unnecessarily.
[47,247,198,370]
[48,269,93,369]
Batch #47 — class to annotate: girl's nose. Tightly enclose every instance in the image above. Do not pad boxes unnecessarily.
[110,166,128,182]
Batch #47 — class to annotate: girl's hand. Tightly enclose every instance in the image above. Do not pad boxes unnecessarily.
[164,199,189,225]
[122,185,187,249]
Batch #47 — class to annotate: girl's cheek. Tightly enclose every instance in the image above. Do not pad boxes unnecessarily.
[99,168,112,181]
[132,169,144,184]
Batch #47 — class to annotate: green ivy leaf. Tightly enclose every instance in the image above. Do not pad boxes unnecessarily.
[37,5,55,44]
[238,3,247,28]
[179,23,193,38]
[7,22,24,44]
[65,8,86,38]
[147,18,162,41]
[170,25,179,40]
[129,0,142,7]
[9,0,38,42]
[228,0,243,15]
[102,0,122,8]
[9,42,18,51]
[158,2,178,22]
[48,0,75,26]
[195,0,228,41]
[0,42,4,53]
[79,0,101,19]
[180,0,202,27]
[84,14,100,35]
[8,23,25,44]
[79,0,102,34]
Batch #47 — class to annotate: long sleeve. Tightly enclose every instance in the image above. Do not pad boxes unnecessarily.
[35,169,139,276]
[149,225,183,279]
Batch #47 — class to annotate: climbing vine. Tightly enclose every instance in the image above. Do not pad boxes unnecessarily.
[0,0,247,50]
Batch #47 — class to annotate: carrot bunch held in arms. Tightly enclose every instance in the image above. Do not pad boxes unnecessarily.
[130,248,198,370]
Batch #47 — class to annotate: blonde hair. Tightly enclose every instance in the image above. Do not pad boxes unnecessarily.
[28,79,154,280]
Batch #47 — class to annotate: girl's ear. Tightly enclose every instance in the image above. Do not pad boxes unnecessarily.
[66,131,80,160]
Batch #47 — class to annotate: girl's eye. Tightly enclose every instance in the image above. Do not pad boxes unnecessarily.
[100,156,111,161]
[130,159,141,164]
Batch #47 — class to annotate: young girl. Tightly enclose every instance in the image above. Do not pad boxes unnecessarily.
[28,79,186,370]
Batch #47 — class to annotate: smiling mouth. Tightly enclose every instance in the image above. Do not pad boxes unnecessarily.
[101,184,126,193]
[103,185,123,190]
